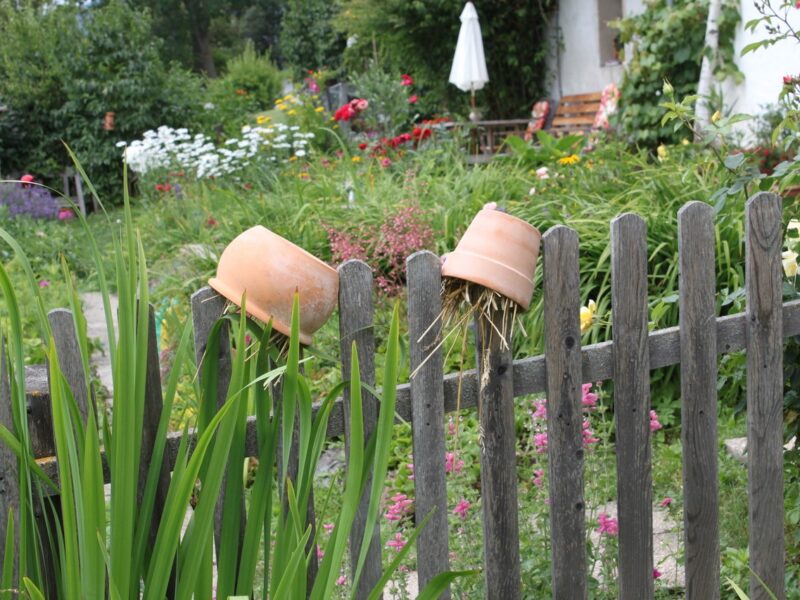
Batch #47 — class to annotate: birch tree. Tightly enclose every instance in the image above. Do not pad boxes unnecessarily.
[695,0,722,140]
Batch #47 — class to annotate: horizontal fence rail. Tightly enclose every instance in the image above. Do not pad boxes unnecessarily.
[28,296,800,484]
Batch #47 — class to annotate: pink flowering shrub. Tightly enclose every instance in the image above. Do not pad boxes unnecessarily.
[325,205,434,295]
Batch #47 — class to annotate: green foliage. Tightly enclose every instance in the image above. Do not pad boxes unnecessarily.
[614,0,741,147]
[200,42,285,136]
[280,0,345,78]
[0,1,205,199]
[335,0,556,118]
[349,65,418,136]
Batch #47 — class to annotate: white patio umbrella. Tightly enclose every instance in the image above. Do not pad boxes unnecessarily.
[448,2,489,118]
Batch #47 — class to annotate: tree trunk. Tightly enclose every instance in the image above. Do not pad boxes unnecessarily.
[695,0,722,140]
[183,0,217,77]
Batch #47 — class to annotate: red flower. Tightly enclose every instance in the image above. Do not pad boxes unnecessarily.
[408,95,418,104]
[20,174,34,188]
[334,103,356,121]
[784,75,794,85]
[155,183,165,192]
[412,126,432,141]
[206,216,218,227]
[358,143,368,150]
[400,74,413,87]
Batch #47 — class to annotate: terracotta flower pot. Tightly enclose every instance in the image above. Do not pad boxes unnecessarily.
[103,112,115,131]
[441,206,541,310]
[209,226,339,345]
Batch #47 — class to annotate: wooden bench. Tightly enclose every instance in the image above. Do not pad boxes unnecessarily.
[550,91,603,135]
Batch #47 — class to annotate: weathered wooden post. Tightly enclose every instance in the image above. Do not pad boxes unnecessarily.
[678,202,720,599]
[338,259,382,600]
[611,213,654,599]
[745,193,785,600]
[475,305,521,600]
[543,226,587,599]
[407,251,450,597]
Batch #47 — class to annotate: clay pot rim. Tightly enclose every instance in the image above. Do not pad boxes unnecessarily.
[246,225,338,276]
[208,276,313,346]
[442,249,536,310]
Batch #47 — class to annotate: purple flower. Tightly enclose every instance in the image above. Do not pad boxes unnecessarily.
[0,183,60,220]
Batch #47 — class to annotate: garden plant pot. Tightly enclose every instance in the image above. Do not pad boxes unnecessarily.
[103,111,115,131]
[442,206,541,310]
[209,225,339,345]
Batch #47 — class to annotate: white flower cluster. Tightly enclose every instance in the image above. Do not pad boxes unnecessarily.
[118,124,315,179]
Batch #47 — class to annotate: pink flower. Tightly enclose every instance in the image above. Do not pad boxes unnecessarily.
[597,513,618,536]
[581,383,598,409]
[386,533,406,551]
[532,399,547,420]
[659,497,672,507]
[352,98,369,112]
[649,410,662,432]
[785,75,794,85]
[380,157,392,168]
[447,418,457,436]
[385,493,413,522]
[453,499,471,519]
[401,74,413,86]
[316,545,324,560]
[533,469,544,487]
[408,95,418,104]
[38,279,50,288]
[445,452,464,474]
[653,568,662,579]
[336,575,347,586]
[57,207,75,221]
[582,419,599,447]
[20,174,34,188]
[407,463,414,480]
[323,522,334,533]
[534,432,548,453]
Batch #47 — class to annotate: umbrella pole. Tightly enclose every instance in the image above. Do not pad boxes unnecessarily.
[469,89,478,123]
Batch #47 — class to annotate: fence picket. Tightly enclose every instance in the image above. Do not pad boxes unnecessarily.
[338,260,382,600]
[611,213,653,599]
[745,193,785,600]
[48,308,90,423]
[0,337,19,586]
[678,202,720,599]
[407,251,450,597]
[543,226,586,599]
[190,287,237,559]
[141,305,175,596]
[475,306,520,599]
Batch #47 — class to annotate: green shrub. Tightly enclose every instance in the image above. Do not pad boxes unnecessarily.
[614,0,741,147]
[0,1,204,199]
[335,0,555,118]
[280,0,345,78]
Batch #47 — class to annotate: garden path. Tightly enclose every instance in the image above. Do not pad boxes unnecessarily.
[81,291,117,395]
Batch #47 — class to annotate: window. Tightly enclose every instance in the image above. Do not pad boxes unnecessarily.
[598,0,623,65]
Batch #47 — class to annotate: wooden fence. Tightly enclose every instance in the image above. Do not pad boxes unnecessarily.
[0,193,793,599]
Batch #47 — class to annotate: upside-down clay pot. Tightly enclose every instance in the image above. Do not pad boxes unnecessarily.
[209,226,339,345]
[441,206,541,310]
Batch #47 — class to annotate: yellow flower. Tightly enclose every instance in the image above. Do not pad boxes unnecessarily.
[315,106,325,113]
[783,250,798,278]
[277,103,288,111]
[580,299,596,334]
[657,144,668,161]
[558,154,580,166]
[298,172,310,180]
[351,156,361,163]
[289,156,298,162]
[256,115,270,124]
[287,109,297,116]
[681,138,690,145]
[711,110,721,123]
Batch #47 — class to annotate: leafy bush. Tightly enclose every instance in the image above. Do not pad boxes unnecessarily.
[614,0,741,147]
[348,66,420,136]
[0,1,204,200]
[280,0,345,78]
[335,0,555,118]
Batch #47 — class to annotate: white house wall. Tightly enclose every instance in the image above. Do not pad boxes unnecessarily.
[546,0,799,127]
